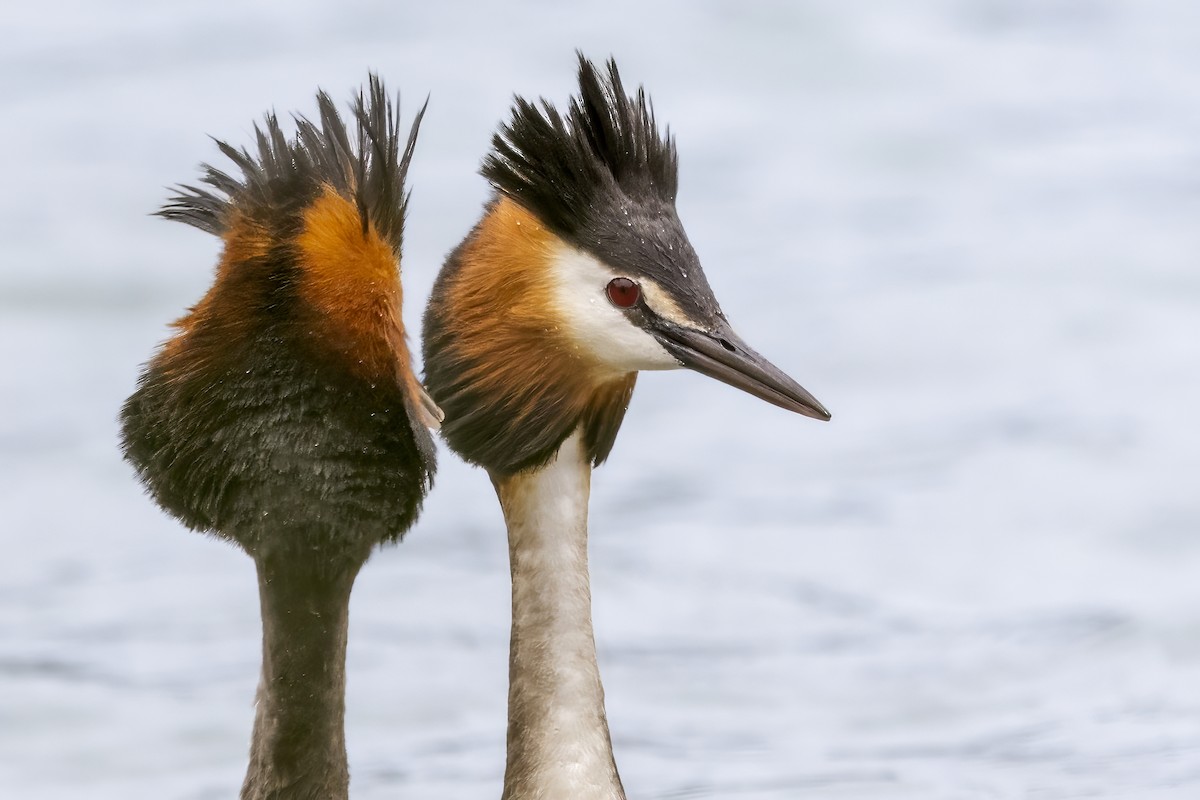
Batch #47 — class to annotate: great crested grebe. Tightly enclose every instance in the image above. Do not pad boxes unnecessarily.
[121,77,438,799]
[423,54,830,800]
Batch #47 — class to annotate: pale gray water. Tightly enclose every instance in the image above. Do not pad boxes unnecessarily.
[2,1,1200,798]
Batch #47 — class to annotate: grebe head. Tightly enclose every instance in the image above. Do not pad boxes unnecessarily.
[423,55,828,477]
[122,77,438,559]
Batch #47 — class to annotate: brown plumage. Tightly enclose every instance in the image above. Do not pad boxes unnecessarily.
[424,196,636,475]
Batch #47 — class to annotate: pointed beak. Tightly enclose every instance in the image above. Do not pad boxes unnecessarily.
[649,318,831,421]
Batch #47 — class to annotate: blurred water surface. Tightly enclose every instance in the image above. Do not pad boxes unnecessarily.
[2,1,1199,798]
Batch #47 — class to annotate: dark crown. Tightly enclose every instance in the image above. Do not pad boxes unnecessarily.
[482,54,679,238]
[158,75,425,254]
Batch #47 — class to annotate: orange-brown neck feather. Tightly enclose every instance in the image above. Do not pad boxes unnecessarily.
[296,187,406,379]
[294,187,438,427]
[423,197,635,476]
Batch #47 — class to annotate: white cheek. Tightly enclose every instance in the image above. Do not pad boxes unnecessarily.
[549,245,683,373]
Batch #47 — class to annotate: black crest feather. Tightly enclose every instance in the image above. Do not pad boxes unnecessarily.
[482,53,679,240]
[158,74,426,254]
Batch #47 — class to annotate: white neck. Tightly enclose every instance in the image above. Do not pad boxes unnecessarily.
[492,431,626,800]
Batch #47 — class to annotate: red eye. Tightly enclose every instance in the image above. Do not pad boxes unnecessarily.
[606,277,640,308]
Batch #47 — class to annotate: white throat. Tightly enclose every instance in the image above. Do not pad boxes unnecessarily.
[492,430,626,800]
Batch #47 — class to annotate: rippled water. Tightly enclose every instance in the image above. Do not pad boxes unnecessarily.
[3,1,1200,798]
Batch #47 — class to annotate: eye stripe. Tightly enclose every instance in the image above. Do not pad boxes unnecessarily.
[636,278,693,327]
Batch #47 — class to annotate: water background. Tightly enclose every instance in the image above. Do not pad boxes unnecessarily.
[2,1,1200,797]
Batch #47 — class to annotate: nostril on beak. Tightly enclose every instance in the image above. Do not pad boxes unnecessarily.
[718,338,736,353]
